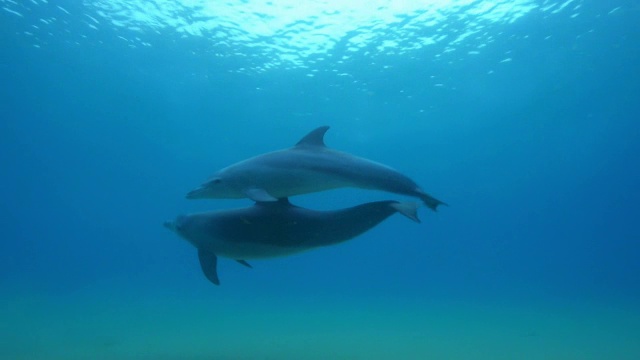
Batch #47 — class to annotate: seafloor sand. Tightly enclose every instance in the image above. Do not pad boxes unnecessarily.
[1,288,639,360]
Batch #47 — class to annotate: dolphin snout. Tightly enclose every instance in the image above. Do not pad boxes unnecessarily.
[163,220,176,232]
[186,186,207,199]
[164,215,188,233]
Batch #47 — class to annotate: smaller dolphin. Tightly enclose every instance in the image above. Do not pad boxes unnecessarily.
[164,198,419,285]
[186,126,446,211]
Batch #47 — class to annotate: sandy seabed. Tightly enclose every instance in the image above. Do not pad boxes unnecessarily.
[1,287,638,360]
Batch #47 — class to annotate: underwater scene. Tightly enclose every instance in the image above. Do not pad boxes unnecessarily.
[1,0,639,359]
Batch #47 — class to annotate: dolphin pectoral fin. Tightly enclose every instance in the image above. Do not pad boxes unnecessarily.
[198,249,220,285]
[236,259,253,268]
[390,201,421,223]
[417,190,447,212]
[245,188,278,202]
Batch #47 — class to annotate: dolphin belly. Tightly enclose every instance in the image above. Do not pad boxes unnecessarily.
[201,237,313,260]
[256,167,357,199]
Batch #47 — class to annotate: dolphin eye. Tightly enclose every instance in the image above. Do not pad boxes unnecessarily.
[210,178,222,185]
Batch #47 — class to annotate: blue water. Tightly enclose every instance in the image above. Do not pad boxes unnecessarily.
[1,1,639,359]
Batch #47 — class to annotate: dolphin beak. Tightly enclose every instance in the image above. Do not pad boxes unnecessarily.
[186,186,207,199]
[163,221,176,232]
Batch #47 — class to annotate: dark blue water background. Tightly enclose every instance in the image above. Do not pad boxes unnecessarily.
[1,1,638,308]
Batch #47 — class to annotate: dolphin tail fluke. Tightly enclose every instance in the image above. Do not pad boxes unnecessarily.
[198,249,220,285]
[390,201,421,223]
[417,190,447,212]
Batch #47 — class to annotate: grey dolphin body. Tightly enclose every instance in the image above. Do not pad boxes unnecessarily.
[164,198,419,285]
[186,126,446,211]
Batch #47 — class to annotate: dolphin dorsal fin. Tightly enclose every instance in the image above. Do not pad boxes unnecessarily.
[295,126,330,147]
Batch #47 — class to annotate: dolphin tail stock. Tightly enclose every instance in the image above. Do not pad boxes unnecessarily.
[417,190,447,212]
[390,201,421,223]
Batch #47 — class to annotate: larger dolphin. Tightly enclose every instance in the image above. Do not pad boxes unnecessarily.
[164,198,419,285]
[186,126,446,211]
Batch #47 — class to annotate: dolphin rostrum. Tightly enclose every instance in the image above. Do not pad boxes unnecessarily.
[186,126,446,211]
[164,198,420,285]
